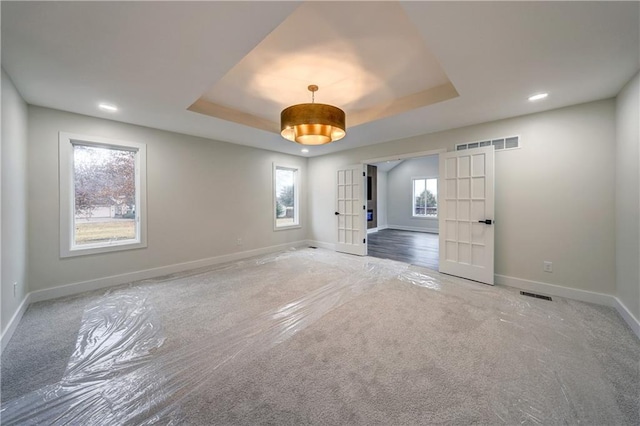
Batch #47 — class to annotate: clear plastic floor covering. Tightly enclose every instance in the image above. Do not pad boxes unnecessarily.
[1,248,638,425]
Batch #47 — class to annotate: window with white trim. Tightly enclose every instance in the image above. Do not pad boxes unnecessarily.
[274,164,300,229]
[59,132,147,257]
[412,177,438,218]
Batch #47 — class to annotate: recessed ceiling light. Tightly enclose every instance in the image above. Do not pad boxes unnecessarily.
[301,148,309,153]
[528,93,548,101]
[98,103,118,112]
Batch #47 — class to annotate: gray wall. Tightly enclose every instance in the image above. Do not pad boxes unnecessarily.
[1,69,28,336]
[27,106,307,293]
[386,156,438,233]
[309,99,616,296]
[615,71,640,321]
[376,170,388,229]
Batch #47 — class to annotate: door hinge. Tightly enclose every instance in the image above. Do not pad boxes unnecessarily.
[363,238,366,243]
[363,205,365,210]
[363,172,365,177]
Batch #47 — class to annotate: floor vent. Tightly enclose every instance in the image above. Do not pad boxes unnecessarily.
[520,291,552,301]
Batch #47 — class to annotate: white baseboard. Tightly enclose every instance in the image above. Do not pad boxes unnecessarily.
[495,274,639,340]
[387,225,439,234]
[28,240,308,305]
[378,225,388,231]
[495,274,614,306]
[367,228,378,234]
[1,293,31,352]
[613,297,640,339]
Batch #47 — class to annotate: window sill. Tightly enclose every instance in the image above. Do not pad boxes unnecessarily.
[274,224,302,231]
[411,216,438,220]
[61,240,147,258]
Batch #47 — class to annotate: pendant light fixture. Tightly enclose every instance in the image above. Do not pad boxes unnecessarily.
[280,85,346,145]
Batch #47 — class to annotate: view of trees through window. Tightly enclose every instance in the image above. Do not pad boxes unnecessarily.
[275,167,297,227]
[413,178,438,217]
[73,144,137,245]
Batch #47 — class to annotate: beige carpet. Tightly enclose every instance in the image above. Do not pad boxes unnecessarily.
[1,248,638,424]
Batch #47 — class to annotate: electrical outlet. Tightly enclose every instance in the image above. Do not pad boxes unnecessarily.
[543,261,553,273]
[236,237,243,246]
[13,282,17,297]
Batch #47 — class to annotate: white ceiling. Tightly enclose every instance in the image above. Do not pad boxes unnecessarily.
[2,2,638,158]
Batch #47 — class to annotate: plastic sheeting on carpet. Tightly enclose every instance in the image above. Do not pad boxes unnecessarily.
[2,248,638,425]
[0,291,167,424]
[1,249,409,425]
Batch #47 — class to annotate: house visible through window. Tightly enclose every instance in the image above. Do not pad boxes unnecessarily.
[59,133,147,257]
[413,177,438,217]
[274,165,300,229]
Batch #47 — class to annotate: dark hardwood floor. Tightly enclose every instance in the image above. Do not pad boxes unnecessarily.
[367,229,439,271]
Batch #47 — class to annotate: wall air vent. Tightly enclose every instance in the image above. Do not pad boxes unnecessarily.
[456,136,520,152]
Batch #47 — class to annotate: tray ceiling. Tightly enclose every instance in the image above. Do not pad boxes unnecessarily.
[188,2,458,133]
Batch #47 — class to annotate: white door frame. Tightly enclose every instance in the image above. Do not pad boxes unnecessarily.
[361,148,445,255]
[361,149,446,166]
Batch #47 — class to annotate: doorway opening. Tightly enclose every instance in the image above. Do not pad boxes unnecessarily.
[365,153,441,271]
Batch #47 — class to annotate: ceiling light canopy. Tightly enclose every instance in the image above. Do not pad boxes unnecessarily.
[281,85,346,145]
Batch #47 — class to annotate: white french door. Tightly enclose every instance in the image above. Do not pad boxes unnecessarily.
[438,147,495,284]
[335,164,367,256]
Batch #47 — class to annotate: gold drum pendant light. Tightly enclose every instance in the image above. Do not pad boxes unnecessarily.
[281,85,346,145]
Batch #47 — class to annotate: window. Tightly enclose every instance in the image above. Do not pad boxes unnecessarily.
[274,164,300,229]
[412,177,437,217]
[59,132,147,257]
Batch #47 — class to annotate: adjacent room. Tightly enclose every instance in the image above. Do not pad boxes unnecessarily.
[1,2,638,424]
[367,155,440,270]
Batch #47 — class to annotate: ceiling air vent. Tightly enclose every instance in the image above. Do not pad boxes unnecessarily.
[456,135,520,152]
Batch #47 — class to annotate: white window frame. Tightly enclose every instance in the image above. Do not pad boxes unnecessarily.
[273,163,301,230]
[412,176,438,219]
[59,132,147,257]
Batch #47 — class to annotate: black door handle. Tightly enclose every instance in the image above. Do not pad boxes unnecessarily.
[478,220,493,225]
[335,211,340,215]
